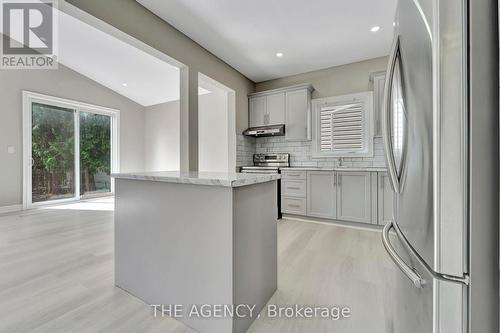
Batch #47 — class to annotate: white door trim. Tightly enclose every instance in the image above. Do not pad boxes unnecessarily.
[22,91,120,209]
[198,72,237,172]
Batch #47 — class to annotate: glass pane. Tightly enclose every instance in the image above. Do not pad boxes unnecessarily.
[390,57,407,176]
[79,111,111,198]
[32,103,75,203]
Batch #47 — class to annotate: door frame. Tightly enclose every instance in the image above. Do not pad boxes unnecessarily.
[197,72,236,172]
[22,91,120,209]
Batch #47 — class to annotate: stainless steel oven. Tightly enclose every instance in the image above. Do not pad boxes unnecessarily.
[240,153,290,219]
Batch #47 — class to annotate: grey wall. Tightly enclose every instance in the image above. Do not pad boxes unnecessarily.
[256,56,388,97]
[0,64,146,207]
[144,101,180,172]
[66,0,255,134]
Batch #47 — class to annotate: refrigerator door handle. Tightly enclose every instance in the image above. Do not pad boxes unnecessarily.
[382,36,401,194]
[382,221,426,288]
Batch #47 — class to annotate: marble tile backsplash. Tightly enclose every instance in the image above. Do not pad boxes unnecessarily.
[236,134,256,167]
[254,136,387,168]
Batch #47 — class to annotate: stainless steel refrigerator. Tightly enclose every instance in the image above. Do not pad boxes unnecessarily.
[380,0,498,332]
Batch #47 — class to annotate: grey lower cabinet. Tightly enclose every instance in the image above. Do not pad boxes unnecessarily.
[377,172,395,225]
[281,170,393,226]
[336,171,372,224]
[306,171,336,219]
[281,171,307,215]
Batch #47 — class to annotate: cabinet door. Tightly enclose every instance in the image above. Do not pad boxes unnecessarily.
[266,93,285,125]
[336,172,371,223]
[377,172,394,225]
[307,171,336,219]
[372,72,386,137]
[285,89,310,140]
[249,96,266,127]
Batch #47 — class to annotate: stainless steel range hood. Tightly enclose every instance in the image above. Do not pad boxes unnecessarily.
[242,124,285,137]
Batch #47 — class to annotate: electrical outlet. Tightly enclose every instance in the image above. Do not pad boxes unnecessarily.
[7,146,15,154]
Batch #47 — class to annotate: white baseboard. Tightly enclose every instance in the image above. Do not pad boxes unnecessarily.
[282,214,383,233]
[0,204,22,214]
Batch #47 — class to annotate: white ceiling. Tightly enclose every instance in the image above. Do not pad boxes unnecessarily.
[137,0,397,82]
[58,11,180,106]
[3,7,209,106]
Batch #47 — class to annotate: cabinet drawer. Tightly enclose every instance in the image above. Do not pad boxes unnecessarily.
[281,171,306,180]
[282,180,306,197]
[281,197,306,215]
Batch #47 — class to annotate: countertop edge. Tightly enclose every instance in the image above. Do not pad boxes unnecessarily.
[111,173,281,188]
[279,167,388,172]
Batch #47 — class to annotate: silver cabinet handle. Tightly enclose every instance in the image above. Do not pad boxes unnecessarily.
[287,186,301,190]
[287,173,301,177]
[382,221,425,289]
[382,36,402,194]
[288,204,300,208]
[264,114,269,125]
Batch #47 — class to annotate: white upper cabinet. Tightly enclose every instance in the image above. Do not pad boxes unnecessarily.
[285,89,311,141]
[266,93,285,125]
[249,96,266,127]
[248,84,313,139]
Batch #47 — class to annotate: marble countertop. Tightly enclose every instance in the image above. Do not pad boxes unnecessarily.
[111,171,280,188]
[279,167,387,172]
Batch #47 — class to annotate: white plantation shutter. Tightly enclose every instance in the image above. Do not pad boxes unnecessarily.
[319,102,365,153]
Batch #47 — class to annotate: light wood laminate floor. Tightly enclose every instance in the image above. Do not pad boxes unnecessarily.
[0,200,395,333]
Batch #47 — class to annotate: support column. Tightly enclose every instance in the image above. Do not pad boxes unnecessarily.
[179,67,199,172]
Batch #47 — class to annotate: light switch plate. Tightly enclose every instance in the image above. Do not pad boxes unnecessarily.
[7,146,15,154]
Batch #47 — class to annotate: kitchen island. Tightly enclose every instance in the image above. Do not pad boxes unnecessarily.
[111,171,279,333]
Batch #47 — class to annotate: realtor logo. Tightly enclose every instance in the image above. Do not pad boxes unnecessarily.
[1,0,58,69]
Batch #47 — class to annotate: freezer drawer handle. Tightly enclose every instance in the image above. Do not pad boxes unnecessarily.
[390,220,470,286]
[382,221,426,289]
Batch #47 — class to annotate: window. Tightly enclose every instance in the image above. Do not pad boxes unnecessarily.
[23,91,120,208]
[312,92,373,157]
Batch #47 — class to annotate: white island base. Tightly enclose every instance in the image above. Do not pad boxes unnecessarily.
[113,172,279,333]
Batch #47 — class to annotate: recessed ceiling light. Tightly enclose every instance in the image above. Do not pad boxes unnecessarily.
[393,22,396,27]
[122,83,128,87]
[276,52,283,58]
[371,26,380,32]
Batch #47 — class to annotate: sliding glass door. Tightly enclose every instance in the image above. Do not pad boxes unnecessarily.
[23,92,119,208]
[31,102,76,203]
[79,111,112,198]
